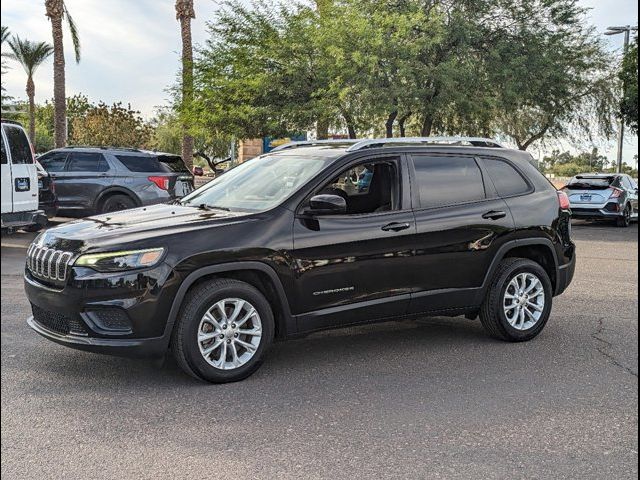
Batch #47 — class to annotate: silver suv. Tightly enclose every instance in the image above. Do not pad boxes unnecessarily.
[37,147,194,215]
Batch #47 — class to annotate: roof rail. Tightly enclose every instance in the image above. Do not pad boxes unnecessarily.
[345,136,506,151]
[1,118,24,126]
[62,146,143,152]
[270,139,360,152]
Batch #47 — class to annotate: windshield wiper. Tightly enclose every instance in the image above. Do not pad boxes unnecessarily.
[197,203,231,212]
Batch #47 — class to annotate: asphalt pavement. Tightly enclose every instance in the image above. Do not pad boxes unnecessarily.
[1,221,638,479]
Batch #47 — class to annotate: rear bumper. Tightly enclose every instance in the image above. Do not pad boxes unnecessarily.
[555,253,576,296]
[570,203,622,219]
[1,210,47,228]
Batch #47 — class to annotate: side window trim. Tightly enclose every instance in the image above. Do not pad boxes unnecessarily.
[408,153,489,211]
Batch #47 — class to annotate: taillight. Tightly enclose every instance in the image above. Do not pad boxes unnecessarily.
[557,191,570,210]
[609,187,623,199]
[148,176,170,190]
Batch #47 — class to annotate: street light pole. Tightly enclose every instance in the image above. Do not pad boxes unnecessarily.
[605,25,638,173]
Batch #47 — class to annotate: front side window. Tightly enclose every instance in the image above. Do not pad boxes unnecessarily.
[39,152,68,172]
[3,125,32,165]
[316,160,398,214]
[482,157,530,197]
[180,154,334,213]
[412,155,485,208]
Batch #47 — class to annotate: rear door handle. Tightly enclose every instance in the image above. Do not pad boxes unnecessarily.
[381,222,411,232]
[482,210,507,220]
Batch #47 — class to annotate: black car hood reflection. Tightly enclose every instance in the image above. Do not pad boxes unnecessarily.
[40,204,254,251]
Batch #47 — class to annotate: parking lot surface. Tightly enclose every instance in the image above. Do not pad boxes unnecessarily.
[1,222,638,479]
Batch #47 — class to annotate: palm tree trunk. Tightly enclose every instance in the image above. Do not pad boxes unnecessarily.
[50,12,66,148]
[177,1,195,170]
[26,76,36,145]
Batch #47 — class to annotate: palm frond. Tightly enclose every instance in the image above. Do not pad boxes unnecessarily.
[6,36,54,76]
[63,3,81,63]
[1,26,9,45]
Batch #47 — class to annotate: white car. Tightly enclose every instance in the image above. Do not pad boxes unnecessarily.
[1,120,46,230]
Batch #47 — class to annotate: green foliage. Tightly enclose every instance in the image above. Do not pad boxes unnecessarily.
[5,36,53,79]
[185,0,616,149]
[69,102,154,148]
[620,38,638,134]
[539,149,639,177]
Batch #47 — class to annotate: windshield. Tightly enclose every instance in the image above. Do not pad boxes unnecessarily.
[180,154,333,212]
[567,176,616,190]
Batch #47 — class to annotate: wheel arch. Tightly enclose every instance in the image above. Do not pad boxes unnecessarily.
[164,262,294,346]
[481,239,559,297]
[94,187,142,213]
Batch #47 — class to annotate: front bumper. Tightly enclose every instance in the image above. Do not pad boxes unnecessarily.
[24,262,181,358]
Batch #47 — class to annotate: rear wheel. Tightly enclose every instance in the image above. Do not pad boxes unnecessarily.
[480,258,553,342]
[616,205,631,228]
[171,278,274,383]
[100,194,136,214]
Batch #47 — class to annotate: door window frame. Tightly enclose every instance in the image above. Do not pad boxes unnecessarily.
[295,153,410,219]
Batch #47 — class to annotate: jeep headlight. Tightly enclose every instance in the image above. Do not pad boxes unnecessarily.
[75,248,165,272]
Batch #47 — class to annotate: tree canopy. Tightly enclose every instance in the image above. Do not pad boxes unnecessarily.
[620,37,638,134]
[183,0,617,150]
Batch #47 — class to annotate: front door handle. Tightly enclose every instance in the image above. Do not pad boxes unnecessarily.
[482,210,507,220]
[381,222,411,232]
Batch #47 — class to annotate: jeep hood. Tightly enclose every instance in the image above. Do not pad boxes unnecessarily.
[37,204,255,252]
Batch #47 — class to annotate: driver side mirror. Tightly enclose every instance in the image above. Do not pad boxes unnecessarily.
[306,194,347,216]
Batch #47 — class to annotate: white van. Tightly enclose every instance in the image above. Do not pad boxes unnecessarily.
[1,120,46,230]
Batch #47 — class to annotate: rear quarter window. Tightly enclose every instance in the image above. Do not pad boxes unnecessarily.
[482,157,530,197]
[3,125,32,165]
[116,154,188,173]
[411,155,485,208]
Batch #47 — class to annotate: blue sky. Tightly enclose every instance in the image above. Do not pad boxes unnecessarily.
[1,0,638,163]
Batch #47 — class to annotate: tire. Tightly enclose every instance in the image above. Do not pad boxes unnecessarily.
[480,258,553,342]
[616,204,631,228]
[100,194,136,214]
[171,278,275,383]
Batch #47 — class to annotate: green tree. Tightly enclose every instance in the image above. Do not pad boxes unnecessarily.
[5,36,54,143]
[45,0,81,148]
[620,37,638,134]
[69,102,153,149]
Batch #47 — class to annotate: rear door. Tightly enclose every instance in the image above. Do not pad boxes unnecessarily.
[2,124,38,213]
[1,131,12,213]
[55,151,113,210]
[407,154,514,314]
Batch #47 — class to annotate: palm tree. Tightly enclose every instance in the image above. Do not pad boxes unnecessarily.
[176,0,195,170]
[45,0,81,148]
[6,37,54,143]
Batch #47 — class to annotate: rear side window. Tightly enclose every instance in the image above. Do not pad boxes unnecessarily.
[116,154,188,173]
[67,152,109,172]
[39,152,68,172]
[3,126,32,164]
[411,155,485,208]
[482,157,530,197]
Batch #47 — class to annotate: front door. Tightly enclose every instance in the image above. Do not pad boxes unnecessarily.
[291,157,415,332]
[53,151,113,210]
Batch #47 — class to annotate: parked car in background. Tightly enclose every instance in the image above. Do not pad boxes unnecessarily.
[192,166,204,176]
[35,161,58,219]
[25,137,575,383]
[37,147,195,216]
[1,119,46,231]
[561,173,638,227]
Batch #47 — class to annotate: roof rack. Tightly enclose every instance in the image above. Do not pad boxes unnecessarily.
[62,146,143,152]
[345,136,506,151]
[270,139,360,152]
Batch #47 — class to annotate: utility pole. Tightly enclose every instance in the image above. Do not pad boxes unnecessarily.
[605,25,638,173]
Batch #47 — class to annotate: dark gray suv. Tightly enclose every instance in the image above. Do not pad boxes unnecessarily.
[37,147,194,215]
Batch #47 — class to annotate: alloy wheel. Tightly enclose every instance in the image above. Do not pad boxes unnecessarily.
[503,272,546,331]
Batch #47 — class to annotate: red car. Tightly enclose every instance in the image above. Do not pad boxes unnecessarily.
[192,166,204,176]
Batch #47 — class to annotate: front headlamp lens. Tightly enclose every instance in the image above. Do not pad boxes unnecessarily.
[75,248,165,272]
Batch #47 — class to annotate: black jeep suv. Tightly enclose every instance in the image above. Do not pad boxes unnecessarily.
[25,137,575,383]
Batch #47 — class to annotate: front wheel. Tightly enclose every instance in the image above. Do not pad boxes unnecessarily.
[480,258,553,342]
[171,278,274,383]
